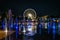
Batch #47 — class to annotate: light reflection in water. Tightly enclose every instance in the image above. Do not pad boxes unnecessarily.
[2,19,5,30]
[39,23,42,35]
[58,18,60,35]
[47,22,50,34]
[23,20,37,36]
[23,35,34,40]
[15,18,18,39]
[52,20,56,40]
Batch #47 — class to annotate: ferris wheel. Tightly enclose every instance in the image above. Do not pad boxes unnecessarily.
[23,8,37,20]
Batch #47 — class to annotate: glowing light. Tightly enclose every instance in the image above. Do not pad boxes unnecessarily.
[58,18,60,35]
[23,8,37,20]
[34,26,37,33]
[4,27,8,35]
[39,23,42,35]
[52,21,56,40]
[15,17,18,39]
[32,19,34,21]
[35,22,38,25]
[57,20,59,22]
[28,13,32,17]
[28,28,32,31]
[10,24,13,28]
[52,18,56,22]
[47,22,50,34]
[45,23,47,29]
[20,23,23,31]
[23,27,26,33]
[2,19,5,30]
[16,26,18,39]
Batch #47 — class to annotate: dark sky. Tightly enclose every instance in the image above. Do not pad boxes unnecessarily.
[0,0,60,16]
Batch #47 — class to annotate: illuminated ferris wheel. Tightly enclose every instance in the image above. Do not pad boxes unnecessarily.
[23,8,37,20]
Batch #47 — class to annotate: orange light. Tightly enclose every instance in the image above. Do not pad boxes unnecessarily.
[4,27,8,36]
[57,20,59,22]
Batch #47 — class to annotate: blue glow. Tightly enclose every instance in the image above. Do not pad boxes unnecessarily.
[52,21,56,40]
[24,21,35,36]
[27,24,31,28]
[58,19,60,35]
[2,20,5,30]
[26,24,34,36]
[15,18,18,39]
[10,23,13,28]
[47,22,50,34]
[27,25,32,31]
[39,18,42,21]
[39,23,42,35]
[16,26,18,39]
[20,23,23,31]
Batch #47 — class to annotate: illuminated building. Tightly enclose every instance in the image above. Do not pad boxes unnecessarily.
[16,17,18,36]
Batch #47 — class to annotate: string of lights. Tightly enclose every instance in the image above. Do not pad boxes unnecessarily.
[0,9,60,40]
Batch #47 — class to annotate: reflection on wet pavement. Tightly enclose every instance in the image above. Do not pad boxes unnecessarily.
[0,30,15,40]
[23,35,34,40]
[1,31,60,40]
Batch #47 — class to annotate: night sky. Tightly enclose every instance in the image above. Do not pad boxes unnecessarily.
[0,0,60,16]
